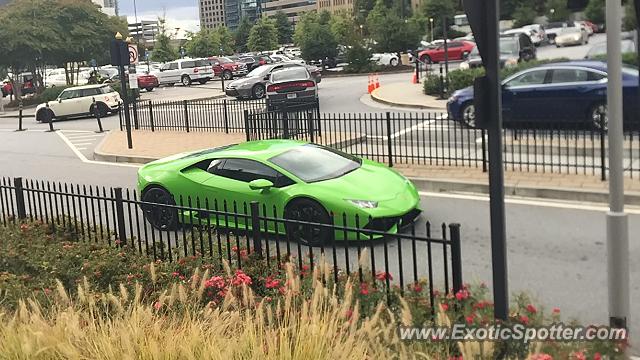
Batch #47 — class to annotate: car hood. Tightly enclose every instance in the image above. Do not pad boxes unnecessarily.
[229,77,259,87]
[556,32,581,40]
[452,86,474,100]
[308,160,415,202]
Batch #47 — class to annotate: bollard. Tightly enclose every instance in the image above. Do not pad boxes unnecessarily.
[221,73,226,92]
[45,102,55,132]
[17,101,26,131]
[93,97,104,133]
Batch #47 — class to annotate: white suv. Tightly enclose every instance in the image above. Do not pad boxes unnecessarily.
[35,84,121,122]
[155,58,213,86]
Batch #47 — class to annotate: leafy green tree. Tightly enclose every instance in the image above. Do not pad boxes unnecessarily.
[274,11,293,45]
[247,18,279,52]
[418,0,454,38]
[294,12,338,63]
[512,3,537,27]
[216,26,236,55]
[234,17,253,53]
[152,18,178,63]
[329,10,357,45]
[584,0,605,24]
[623,0,637,31]
[367,0,421,53]
[185,29,221,58]
[345,41,374,73]
[545,0,570,21]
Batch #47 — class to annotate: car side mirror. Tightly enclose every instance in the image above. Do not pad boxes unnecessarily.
[58,98,63,103]
[263,75,270,81]
[249,179,274,191]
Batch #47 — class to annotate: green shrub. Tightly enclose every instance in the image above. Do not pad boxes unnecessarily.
[344,43,377,73]
[590,52,638,67]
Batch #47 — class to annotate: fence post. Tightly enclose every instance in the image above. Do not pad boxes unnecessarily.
[282,105,290,139]
[118,103,123,131]
[132,100,139,130]
[481,129,488,173]
[13,177,27,220]
[315,99,322,136]
[114,188,127,248]
[386,112,393,167]
[244,109,251,141]
[17,101,25,131]
[307,109,315,143]
[600,114,607,181]
[149,100,155,132]
[449,223,463,294]
[183,100,190,133]
[93,98,104,133]
[250,201,263,258]
[223,99,230,134]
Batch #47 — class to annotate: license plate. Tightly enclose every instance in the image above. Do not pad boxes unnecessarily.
[287,93,297,99]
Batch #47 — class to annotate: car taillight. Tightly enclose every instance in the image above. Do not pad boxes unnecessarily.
[194,68,199,73]
[259,59,265,65]
[268,81,315,92]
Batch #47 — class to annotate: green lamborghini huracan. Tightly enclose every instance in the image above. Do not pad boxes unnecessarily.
[137,139,421,244]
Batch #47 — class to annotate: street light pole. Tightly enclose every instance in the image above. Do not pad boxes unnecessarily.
[605,0,629,333]
[429,18,434,43]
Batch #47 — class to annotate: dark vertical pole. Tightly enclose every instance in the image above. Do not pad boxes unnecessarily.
[415,58,420,83]
[244,109,251,141]
[600,114,607,181]
[307,109,315,143]
[132,99,139,130]
[149,100,155,132]
[442,17,449,96]
[46,103,55,132]
[119,63,133,149]
[17,102,25,131]
[250,201,262,258]
[93,98,104,133]
[386,112,393,167]
[481,128,488,172]
[282,105,290,139]
[114,187,127,248]
[449,223,463,294]
[223,99,229,133]
[13,177,27,220]
[183,100,190,133]
[118,102,123,131]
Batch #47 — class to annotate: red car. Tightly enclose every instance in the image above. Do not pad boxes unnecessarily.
[137,72,159,92]
[207,56,248,80]
[418,41,476,64]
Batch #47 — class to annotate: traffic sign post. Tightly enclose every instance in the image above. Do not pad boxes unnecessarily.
[463,0,508,321]
[110,33,133,149]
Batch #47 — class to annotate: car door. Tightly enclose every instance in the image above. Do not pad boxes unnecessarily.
[447,42,463,60]
[52,89,83,116]
[203,158,294,226]
[166,62,179,83]
[158,63,172,84]
[541,68,606,123]
[501,69,550,124]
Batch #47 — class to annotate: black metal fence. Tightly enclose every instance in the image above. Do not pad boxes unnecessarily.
[0,176,463,308]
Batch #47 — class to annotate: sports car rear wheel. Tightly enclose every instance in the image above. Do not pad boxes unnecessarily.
[142,187,178,230]
[284,198,332,246]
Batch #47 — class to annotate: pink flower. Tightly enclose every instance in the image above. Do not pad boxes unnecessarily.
[455,289,469,301]
[412,284,423,293]
[440,303,449,312]
[204,276,226,289]
[359,283,370,295]
[232,270,252,286]
[572,351,586,360]
[526,304,537,314]
[153,302,162,310]
[593,353,602,360]
[519,315,529,325]
[43,288,52,295]
[171,272,180,277]
[552,307,561,314]
[265,278,280,289]
[375,271,393,281]
[465,313,475,325]
[530,354,553,360]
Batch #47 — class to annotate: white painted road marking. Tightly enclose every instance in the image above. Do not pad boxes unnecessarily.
[55,131,141,168]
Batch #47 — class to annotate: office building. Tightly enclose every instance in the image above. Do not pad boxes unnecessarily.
[128,20,159,44]
[225,0,260,31]
[316,0,352,14]
[92,0,118,16]
[199,0,226,29]
[263,0,316,22]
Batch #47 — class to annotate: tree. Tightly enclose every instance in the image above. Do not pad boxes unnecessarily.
[216,26,236,55]
[152,18,178,63]
[512,3,537,27]
[329,11,357,45]
[584,0,605,24]
[274,11,293,45]
[247,18,279,52]
[367,0,421,53]
[184,29,221,58]
[545,0,570,21]
[418,0,454,39]
[294,12,338,62]
[234,17,252,53]
[623,0,637,31]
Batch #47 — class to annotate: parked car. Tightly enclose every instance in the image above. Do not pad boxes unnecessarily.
[574,21,594,36]
[266,66,318,110]
[207,56,248,80]
[521,24,546,45]
[237,55,274,72]
[270,54,306,65]
[155,58,213,86]
[555,26,589,47]
[35,84,121,122]
[460,34,535,69]
[136,139,421,243]
[418,41,475,64]
[371,53,400,66]
[502,28,544,47]
[136,70,159,92]
[585,39,636,59]
[545,22,571,44]
[226,63,319,100]
[2,72,37,97]
[447,61,640,129]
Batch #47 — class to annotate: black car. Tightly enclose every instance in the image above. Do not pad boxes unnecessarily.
[465,34,535,69]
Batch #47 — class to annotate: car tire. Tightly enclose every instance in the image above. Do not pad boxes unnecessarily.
[198,79,208,85]
[36,108,54,123]
[141,186,178,231]
[223,70,233,80]
[284,198,332,246]
[252,84,265,99]
[181,75,192,86]
[589,102,608,131]
[145,87,154,92]
[89,102,109,118]
[460,102,476,128]
[390,58,399,67]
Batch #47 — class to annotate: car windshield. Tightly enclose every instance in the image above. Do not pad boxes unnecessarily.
[500,39,519,55]
[99,86,115,94]
[271,67,308,82]
[469,46,479,56]
[269,144,362,182]
[560,27,580,34]
[220,57,232,63]
[246,65,272,78]
[547,22,566,29]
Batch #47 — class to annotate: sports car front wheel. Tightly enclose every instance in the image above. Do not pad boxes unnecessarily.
[142,187,178,230]
[284,198,332,246]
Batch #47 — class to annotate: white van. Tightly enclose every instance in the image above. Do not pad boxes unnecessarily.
[155,58,214,86]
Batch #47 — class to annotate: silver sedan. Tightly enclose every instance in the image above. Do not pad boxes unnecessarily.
[555,27,589,47]
[225,63,321,100]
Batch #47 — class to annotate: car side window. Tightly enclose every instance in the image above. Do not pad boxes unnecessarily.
[161,63,171,71]
[215,158,294,187]
[59,90,79,100]
[169,63,179,70]
[81,88,100,97]
[549,69,590,84]
[506,70,548,87]
[181,61,196,69]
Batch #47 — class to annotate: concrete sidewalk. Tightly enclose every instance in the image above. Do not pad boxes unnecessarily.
[95,130,640,205]
[370,82,447,110]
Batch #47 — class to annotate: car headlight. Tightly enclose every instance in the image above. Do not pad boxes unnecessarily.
[346,200,378,209]
[448,93,459,103]
[459,61,470,70]
[574,35,581,41]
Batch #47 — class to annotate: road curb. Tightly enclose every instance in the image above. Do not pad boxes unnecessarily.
[323,68,415,78]
[370,89,446,110]
[408,176,640,205]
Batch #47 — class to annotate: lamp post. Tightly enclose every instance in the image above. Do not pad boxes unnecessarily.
[359,24,364,36]
[429,18,434,43]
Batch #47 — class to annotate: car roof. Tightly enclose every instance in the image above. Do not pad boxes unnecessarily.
[533,60,608,72]
[61,84,112,90]
[185,140,307,161]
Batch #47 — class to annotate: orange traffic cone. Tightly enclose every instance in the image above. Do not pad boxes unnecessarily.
[374,73,380,89]
[411,73,418,84]
[367,75,374,94]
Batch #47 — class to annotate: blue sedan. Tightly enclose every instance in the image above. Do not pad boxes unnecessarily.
[447,61,640,129]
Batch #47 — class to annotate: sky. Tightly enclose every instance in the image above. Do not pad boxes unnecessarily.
[119,0,201,35]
